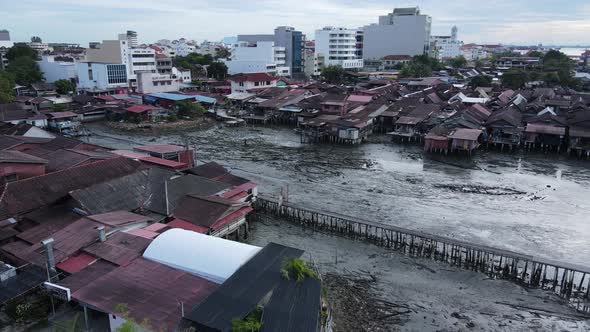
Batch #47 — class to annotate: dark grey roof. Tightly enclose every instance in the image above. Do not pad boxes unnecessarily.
[186,243,304,332]
[166,174,231,213]
[0,264,46,305]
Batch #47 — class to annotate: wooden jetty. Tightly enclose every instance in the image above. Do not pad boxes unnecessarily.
[252,196,590,314]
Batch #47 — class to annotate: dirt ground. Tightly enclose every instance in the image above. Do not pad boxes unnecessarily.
[247,220,590,332]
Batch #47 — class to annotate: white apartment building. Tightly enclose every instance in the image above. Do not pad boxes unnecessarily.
[77,62,128,93]
[314,27,364,69]
[225,41,290,76]
[363,7,432,60]
[128,47,157,84]
[38,55,77,83]
[461,44,489,61]
[431,26,463,60]
[136,71,180,94]
[172,67,192,83]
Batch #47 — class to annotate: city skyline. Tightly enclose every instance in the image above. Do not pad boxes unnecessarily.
[0,0,589,46]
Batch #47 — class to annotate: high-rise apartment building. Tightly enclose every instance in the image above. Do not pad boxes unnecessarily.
[314,27,363,69]
[362,7,432,60]
[431,26,463,60]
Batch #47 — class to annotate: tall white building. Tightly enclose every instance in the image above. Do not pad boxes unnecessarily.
[85,32,156,88]
[314,27,363,69]
[225,41,290,76]
[431,26,463,60]
[362,7,432,60]
[118,30,138,48]
[77,62,128,93]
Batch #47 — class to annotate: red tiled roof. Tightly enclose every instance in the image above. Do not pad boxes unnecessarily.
[83,231,152,267]
[155,53,168,58]
[229,73,277,83]
[0,150,48,164]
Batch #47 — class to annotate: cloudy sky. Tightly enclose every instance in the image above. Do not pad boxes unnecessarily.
[1,0,589,46]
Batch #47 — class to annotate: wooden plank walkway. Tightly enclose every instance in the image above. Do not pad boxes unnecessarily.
[252,196,590,314]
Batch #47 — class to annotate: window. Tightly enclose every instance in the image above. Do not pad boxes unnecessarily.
[254,82,260,86]
[266,81,271,85]
[167,81,171,85]
[239,82,244,87]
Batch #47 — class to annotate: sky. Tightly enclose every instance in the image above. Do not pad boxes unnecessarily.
[0,0,589,46]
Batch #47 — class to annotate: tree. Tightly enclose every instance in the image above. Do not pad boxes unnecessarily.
[30,36,42,43]
[174,100,206,118]
[6,56,43,86]
[6,44,37,61]
[0,71,15,103]
[527,50,545,58]
[215,48,231,59]
[321,65,345,84]
[474,59,485,69]
[469,75,492,88]
[399,63,431,78]
[207,61,228,80]
[52,103,68,112]
[448,56,467,70]
[54,79,76,94]
[502,69,529,89]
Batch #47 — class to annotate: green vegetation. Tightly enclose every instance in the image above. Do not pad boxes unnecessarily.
[501,69,529,89]
[281,258,318,282]
[5,293,51,324]
[321,65,345,84]
[208,61,229,80]
[469,75,493,88]
[52,103,68,112]
[399,55,441,78]
[113,303,152,332]
[0,71,15,103]
[231,306,263,332]
[174,100,206,118]
[448,56,467,71]
[215,48,231,59]
[52,313,84,332]
[6,44,38,61]
[6,56,43,86]
[54,79,76,94]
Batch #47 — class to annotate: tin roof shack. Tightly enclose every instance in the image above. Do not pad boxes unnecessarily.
[567,111,590,157]
[0,150,47,182]
[424,126,451,154]
[46,112,80,136]
[321,94,349,116]
[31,83,57,97]
[389,104,440,142]
[123,104,169,123]
[255,89,309,125]
[187,162,258,203]
[448,128,483,155]
[143,92,206,109]
[484,107,523,149]
[134,144,195,169]
[523,121,566,152]
[172,195,252,238]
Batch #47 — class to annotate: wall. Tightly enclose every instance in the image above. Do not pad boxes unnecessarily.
[137,72,180,94]
[38,56,77,83]
[86,40,125,64]
[315,27,363,69]
[363,15,431,59]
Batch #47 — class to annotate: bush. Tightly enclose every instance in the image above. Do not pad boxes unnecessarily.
[231,306,262,332]
[281,258,318,282]
[167,113,178,122]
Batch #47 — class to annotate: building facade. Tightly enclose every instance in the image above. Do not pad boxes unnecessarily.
[238,26,306,78]
[136,72,180,94]
[363,7,432,60]
[76,62,128,93]
[225,41,290,76]
[314,27,364,69]
[38,55,77,83]
[431,26,463,60]
[0,29,12,49]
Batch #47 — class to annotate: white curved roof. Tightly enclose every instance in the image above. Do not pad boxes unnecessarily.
[143,229,261,284]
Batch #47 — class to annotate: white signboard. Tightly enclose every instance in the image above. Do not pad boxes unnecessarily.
[44,282,71,302]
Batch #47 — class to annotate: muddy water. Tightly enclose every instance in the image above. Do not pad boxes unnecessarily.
[86,123,590,266]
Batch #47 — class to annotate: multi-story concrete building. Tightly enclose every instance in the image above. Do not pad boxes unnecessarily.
[155,54,173,74]
[0,29,12,49]
[86,32,156,88]
[76,62,128,93]
[461,44,489,61]
[314,27,364,69]
[225,41,290,76]
[38,55,77,83]
[303,41,321,78]
[118,30,138,48]
[363,7,431,60]
[136,72,180,94]
[431,26,463,60]
[172,67,192,83]
[238,26,306,78]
